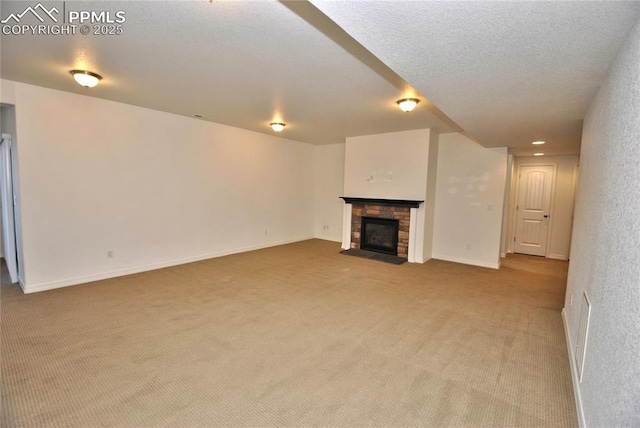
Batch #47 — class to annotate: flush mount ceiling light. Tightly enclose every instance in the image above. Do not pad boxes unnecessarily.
[532,141,546,145]
[69,70,102,88]
[270,122,286,132]
[534,152,545,156]
[396,98,419,112]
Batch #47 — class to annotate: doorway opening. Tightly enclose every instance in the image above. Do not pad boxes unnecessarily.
[1,103,22,285]
[505,156,579,261]
[513,164,555,257]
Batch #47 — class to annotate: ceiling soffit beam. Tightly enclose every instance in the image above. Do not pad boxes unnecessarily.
[279,0,464,134]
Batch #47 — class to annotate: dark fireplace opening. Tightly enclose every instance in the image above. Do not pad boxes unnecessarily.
[360,216,399,256]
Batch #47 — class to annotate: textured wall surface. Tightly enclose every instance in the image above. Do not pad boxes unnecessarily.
[564,18,640,427]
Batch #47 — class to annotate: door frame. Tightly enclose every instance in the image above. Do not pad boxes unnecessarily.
[1,133,21,283]
[509,162,557,258]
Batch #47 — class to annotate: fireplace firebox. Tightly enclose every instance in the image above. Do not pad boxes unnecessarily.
[360,216,399,256]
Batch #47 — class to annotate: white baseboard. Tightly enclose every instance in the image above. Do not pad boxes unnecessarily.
[22,236,314,294]
[562,308,586,427]
[431,254,500,270]
[313,234,342,243]
[548,253,568,261]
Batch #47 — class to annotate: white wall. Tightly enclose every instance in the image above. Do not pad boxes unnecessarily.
[344,129,430,201]
[1,80,317,293]
[563,18,640,428]
[1,80,16,104]
[432,133,507,269]
[314,143,344,242]
[422,129,439,261]
[500,153,514,257]
[507,156,579,260]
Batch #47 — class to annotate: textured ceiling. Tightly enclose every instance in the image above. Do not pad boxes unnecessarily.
[0,0,456,146]
[1,1,639,156]
[311,0,640,156]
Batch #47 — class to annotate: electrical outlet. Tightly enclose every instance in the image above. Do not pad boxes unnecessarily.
[264,229,268,236]
[107,250,114,258]
[323,224,329,230]
[466,243,471,250]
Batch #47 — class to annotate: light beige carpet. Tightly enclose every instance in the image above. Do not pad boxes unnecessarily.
[0,239,577,427]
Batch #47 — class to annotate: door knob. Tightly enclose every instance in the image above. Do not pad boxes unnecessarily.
[544,214,549,218]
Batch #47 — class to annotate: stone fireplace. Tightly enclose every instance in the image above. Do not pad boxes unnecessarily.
[341,197,423,260]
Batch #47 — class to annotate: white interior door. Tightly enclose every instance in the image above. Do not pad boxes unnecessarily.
[1,134,19,283]
[514,165,554,256]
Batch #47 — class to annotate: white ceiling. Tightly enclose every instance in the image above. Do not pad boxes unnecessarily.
[312,0,640,156]
[2,1,639,156]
